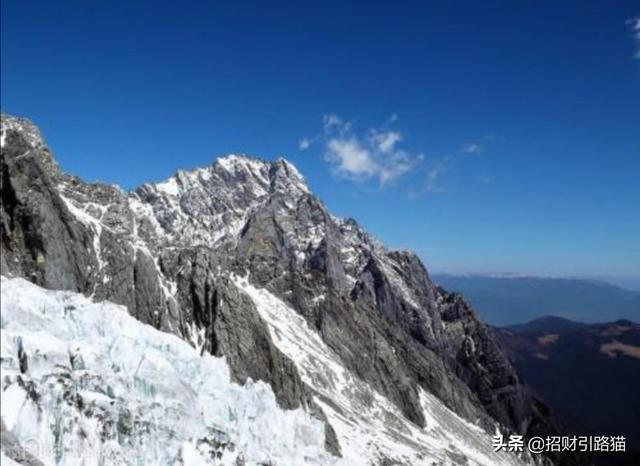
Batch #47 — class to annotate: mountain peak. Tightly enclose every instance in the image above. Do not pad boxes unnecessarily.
[214,153,269,173]
[270,157,310,194]
[1,113,46,150]
[507,315,586,334]
[213,153,309,195]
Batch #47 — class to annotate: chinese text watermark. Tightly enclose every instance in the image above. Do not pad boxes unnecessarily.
[493,434,626,454]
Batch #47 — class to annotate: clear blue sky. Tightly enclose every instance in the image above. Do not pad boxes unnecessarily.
[2,1,639,287]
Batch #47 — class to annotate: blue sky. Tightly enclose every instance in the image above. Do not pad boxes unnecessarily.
[2,1,639,287]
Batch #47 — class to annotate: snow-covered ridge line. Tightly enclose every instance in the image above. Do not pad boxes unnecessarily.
[0,277,336,466]
[137,153,309,198]
[126,154,313,249]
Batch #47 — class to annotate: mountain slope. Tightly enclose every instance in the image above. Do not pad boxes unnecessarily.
[1,114,554,464]
[495,317,640,452]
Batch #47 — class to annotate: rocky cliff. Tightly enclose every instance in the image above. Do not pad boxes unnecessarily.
[1,114,557,464]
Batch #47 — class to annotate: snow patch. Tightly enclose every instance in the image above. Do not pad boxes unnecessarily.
[58,192,107,278]
[155,177,180,197]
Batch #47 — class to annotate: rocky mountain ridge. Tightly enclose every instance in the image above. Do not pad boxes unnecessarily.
[1,113,556,464]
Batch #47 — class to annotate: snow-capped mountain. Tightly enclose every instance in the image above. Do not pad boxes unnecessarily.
[1,114,555,465]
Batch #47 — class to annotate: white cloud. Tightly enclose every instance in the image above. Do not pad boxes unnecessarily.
[306,114,494,192]
[629,17,640,59]
[326,137,379,178]
[423,145,465,193]
[422,139,487,193]
[299,138,311,150]
[322,114,351,133]
[460,142,481,154]
[379,154,415,185]
[426,163,446,192]
[320,114,422,186]
[370,130,402,154]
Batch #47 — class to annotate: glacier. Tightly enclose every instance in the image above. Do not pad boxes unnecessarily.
[0,277,335,466]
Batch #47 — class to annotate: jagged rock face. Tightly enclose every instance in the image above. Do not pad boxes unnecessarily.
[1,114,556,461]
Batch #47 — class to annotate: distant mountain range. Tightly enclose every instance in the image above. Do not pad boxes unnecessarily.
[495,316,640,463]
[432,274,640,326]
